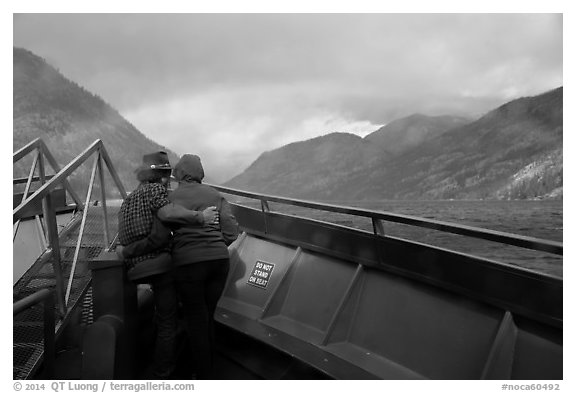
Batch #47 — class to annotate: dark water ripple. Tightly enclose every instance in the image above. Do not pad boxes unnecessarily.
[235,199,563,278]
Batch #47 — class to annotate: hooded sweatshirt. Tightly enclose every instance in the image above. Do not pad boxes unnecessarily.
[168,154,239,265]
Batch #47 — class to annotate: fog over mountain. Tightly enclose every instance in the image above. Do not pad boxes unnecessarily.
[13,47,562,202]
[13,47,181,196]
[13,14,562,183]
[226,88,562,201]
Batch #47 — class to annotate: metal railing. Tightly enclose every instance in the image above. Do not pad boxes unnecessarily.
[13,289,55,378]
[210,185,562,256]
[13,139,128,314]
[13,140,80,247]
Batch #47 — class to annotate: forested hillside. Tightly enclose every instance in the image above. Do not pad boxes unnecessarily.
[227,88,562,201]
[13,47,179,197]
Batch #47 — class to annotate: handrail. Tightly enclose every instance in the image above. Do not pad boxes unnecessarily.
[13,140,101,221]
[13,289,55,378]
[14,138,83,208]
[39,140,84,207]
[13,288,53,314]
[22,150,39,202]
[14,139,128,313]
[65,154,99,305]
[210,184,563,256]
[12,152,40,242]
[98,141,128,200]
[13,139,127,378]
[14,140,128,222]
[13,138,43,163]
[14,174,55,185]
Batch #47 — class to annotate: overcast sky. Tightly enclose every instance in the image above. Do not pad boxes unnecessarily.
[13,13,563,183]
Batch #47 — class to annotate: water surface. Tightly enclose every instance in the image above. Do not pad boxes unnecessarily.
[234,199,563,278]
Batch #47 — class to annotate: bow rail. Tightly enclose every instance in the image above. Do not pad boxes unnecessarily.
[210,185,562,256]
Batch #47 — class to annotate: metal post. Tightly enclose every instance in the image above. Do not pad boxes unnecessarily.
[261,199,270,213]
[13,151,40,242]
[87,251,138,379]
[38,152,66,316]
[261,199,270,234]
[372,217,386,264]
[13,220,20,241]
[20,150,39,206]
[66,155,98,305]
[35,215,48,249]
[372,217,385,236]
[105,233,119,253]
[99,143,128,199]
[40,141,84,209]
[43,292,55,378]
[97,153,110,247]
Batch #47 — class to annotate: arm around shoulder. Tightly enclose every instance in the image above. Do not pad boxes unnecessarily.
[157,202,205,226]
[121,217,171,258]
[220,198,239,246]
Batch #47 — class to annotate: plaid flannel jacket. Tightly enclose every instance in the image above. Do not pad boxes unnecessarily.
[118,182,170,270]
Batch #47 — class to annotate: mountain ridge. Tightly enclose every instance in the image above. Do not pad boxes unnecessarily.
[13,47,181,196]
[226,87,562,200]
[13,47,562,202]
[363,113,471,155]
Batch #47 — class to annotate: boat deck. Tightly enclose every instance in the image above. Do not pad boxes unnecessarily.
[13,139,563,380]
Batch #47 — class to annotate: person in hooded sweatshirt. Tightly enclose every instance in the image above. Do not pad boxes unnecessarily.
[168,154,239,379]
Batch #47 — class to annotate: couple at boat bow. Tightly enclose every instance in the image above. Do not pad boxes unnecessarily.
[116,151,239,380]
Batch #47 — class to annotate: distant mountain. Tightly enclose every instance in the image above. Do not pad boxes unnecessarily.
[225,113,471,198]
[227,132,381,198]
[364,114,470,155]
[226,88,562,200]
[360,87,563,200]
[13,47,179,197]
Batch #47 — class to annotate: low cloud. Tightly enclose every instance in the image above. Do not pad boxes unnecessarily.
[14,13,562,182]
[123,85,383,182]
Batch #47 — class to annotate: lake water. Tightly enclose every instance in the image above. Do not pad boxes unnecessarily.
[14,199,562,283]
[233,199,563,278]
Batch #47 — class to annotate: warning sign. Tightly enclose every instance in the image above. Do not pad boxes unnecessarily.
[247,260,275,289]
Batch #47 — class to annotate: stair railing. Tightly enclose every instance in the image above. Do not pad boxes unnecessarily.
[13,139,128,314]
[13,140,78,251]
[13,138,84,209]
[13,289,55,379]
